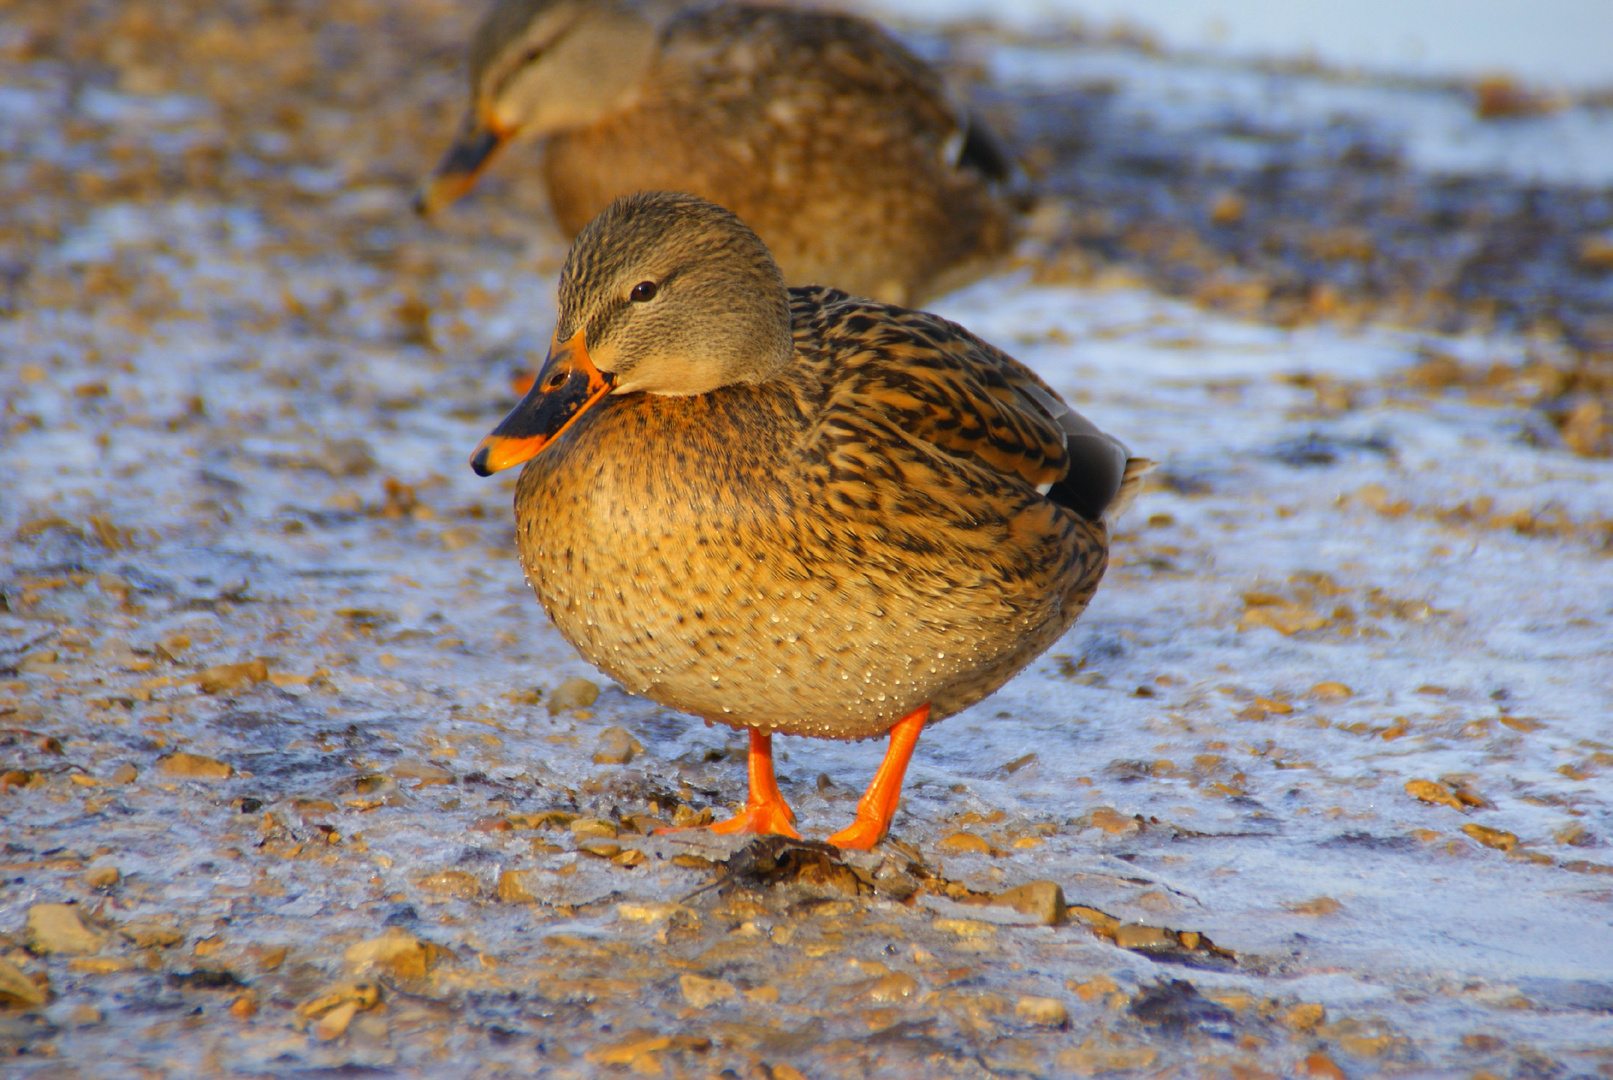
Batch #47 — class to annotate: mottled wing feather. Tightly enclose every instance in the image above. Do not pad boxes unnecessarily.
[792,287,1074,495]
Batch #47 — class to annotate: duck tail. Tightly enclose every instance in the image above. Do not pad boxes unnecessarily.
[1103,457,1156,527]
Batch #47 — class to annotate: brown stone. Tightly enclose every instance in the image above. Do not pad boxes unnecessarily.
[1113,924,1176,950]
[569,817,618,840]
[1286,896,1342,916]
[995,880,1068,925]
[1405,778,1464,810]
[81,865,120,889]
[592,725,643,764]
[0,956,48,1007]
[158,752,234,780]
[1309,681,1353,700]
[1303,1052,1347,1079]
[27,903,104,955]
[1014,995,1068,1027]
[415,870,480,897]
[1462,824,1519,851]
[345,930,445,980]
[548,677,600,714]
[120,922,184,948]
[863,972,919,1003]
[1067,905,1120,937]
[194,659,269,694]
[1284,1002,1326,1032]
[497,870,540,903]
[680,973,737,1008]
[937,831,992,854]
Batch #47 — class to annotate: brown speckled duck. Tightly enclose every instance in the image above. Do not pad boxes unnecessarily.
[417,0,1011,306]
[471,192,1147,849]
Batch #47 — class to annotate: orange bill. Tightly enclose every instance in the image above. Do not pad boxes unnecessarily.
[470,330,612,476]
[413,116,509,217]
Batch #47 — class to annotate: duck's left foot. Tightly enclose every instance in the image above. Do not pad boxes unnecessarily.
[826,702,929,851]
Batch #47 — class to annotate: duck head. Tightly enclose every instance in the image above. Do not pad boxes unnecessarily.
[415,0,657,215]
[471,192,794,476]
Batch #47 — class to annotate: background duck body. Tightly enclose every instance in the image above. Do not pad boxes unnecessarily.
[513,286,1115,741]
[425,2,1011,306]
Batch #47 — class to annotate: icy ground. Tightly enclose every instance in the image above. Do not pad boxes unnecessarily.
[2,2,1611,1077]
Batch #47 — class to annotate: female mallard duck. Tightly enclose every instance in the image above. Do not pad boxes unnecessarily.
[417,0,1011,306]
[470,192,1146,849]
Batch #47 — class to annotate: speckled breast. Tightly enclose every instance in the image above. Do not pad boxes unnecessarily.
[511,386,1103,740]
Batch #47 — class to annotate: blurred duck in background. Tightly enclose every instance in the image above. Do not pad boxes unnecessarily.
[416,0,1013,307]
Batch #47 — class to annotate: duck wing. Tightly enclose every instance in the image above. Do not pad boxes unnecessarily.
[792,288,1136,525]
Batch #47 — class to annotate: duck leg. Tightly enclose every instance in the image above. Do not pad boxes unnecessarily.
[827,703,929,851]
[659,729,800,839]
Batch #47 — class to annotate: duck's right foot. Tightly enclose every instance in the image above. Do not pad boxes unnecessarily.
[653,727,800,839]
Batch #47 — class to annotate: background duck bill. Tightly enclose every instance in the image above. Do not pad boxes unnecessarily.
[414,123,506,215]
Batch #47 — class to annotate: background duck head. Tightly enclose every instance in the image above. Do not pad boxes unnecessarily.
[416,0,658,215]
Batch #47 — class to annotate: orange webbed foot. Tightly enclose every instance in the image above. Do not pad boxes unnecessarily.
[825,816,885,851]
[695,799,801,839]
[511,372,535,397]
[653,729,799,840]
[825,702,929,851]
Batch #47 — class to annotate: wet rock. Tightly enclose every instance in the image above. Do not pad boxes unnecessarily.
[120,922,184,948]
[26,903,104,955]
[1129,979,1235,1036]
[1462,824,1519,851]
[167,969,245,990]
[320,438,376,477]
[1114,924,1176,950]
[934,918,995,939]
[1309,681,1353,700]
[496,870,539,903]
[1286,896,1342,915]
[570,818,618,840]
[863,972,919,1004]
[547,677,600,714]
[415,870,480,897]
[388,762,454,786]
[1056,1038,1158,1074]
[1015,995,1068,1027]
[1086,807,1143,836]
[870,860,919,900]
[80,865,119,890]
[1405,778,1465,810]
[679,973,737,1008]
[0,957,48,1007]
[157,752,234,780]
[345,930,445,980]
[937,831,992,854]
[592,725,643,764]
[1283,1002,1327,1032]
[1303,1052,1347,1079]
[995,881,1068,925]
[193,659,269,694]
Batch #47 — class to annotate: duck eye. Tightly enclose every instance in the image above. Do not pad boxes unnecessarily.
[629,281,658,303]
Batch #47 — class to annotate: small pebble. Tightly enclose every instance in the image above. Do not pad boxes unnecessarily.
[592,725,643,764]
[157,752,234,780]
[679,973,737,1008]
[548,677,600,714]
[1014,995,1069,1027]
[27,903,105,955]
